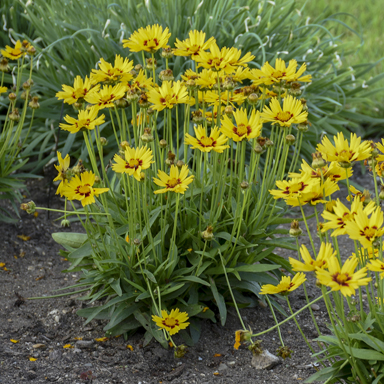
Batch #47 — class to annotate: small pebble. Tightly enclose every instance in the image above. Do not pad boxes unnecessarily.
[311,304,320,311]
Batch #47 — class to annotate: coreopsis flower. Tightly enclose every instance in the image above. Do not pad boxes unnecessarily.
[153,165,194,194]
[56,76,99,105]
[112,146,154,181]
[289,243,335,272]
[194,42,236,73]
[60,107,105,133]
[344,206,384,248]
[352,247,379,261]
[260,273,306,295]
[249,58,312,86]
[261,95,308,127]
[126,69,153,92]
[91,55,134,84]
[289,160,353,182]
[174,30,215,57]
[220,108,262,142]
[284,178,339,207]
[84,83,126,109]
[375,162,384,177]
[195,69,217,89]
[269,174,316,203]
[62,171,109,206]
[224,46,255,68]
[376,138,384,162]
[316,257,371,297]
[53,152,71,196]
[367,260,384,278]
[147,80,188,111]
[225,66,251,83]
[322,198,375,236]
[204,90,246,106]
[317,132,372,167]
[123,24,171,53]
[185,125,229,153]
[1,40,26,60]
[152,309,190,335]
[0,86,7,95]
[346,185,365,202]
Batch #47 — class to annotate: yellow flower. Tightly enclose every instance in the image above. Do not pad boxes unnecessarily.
[123,24,171,53]
[153,165,194,194]
[376,138,384,162]
[1,40,26,60]
[91,55,134,84]
[269,174,316,203]
[174,30,215,58]
[84,83,126,109]
[375,162,384,177]
[249,58,311,86]
[220,108,262,142]
[53,151,70,196]
[322,197,376,236]
[289,160,353,182]
[284,178,339,207]
[0,86,7,95]
[148,80,188,111]
[126,69,153,92]
[62,171,109,207]
[234,330,242,350]
[316,256,371,297]
[317,132,371,166]
[224,46,255,68]
[185,125,229,153]
[344,206,384,248]
[289,243,335,272]
[261,95,308,127]
[368,260,384,278]
[346,185,365,202]
[56,76,99,105]
[195,69,217,89]
[152,308,190,336]
[59,107,105,134]
[260,272,306,295]
[112,146,154,181]
[224,66,251,83]
[203,90,246,106]
[194,42,236,73]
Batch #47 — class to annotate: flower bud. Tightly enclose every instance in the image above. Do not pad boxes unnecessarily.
[174,344,187,358]
[265,138,273,148]
[133,238,141,246]
[379,185,384,201]
[201,225,214,241]
[145,58,157,70]
[300,98,308,111]
[242,86,253,96]
[186,79,197,90]
[0,57,10,72]
[72,159,85,175]
[288,82,302,96]
[129,69,138,78]
[367,158,377,168]
[27,46,36,56]
[23,79,34,90]
[165,151,176,166]
[253,143,263,154]
[21,91,32,100]
[9,108,20,122]
[257,136,266,147]
[134,64,143,72]
[29,96,40,109]
[72,101,84,111]
[248,93,259,104]
[240,181,249,190]
[8,92,17,101]
[276,345,292,359]
[176,160,184,169]
[161,46,174,59]
[20,201,36,214]
[114,98,129,108]
[147,107,155,116]
[297,120,309,132]
[223,79,235,91]
[120,141,130,150]
[126,89,140,101]
[285,134,295,145]
[311,152,326,169]
[139,172,145,181]
[362,190,372,205]
[94,175,101,183]
[159,139,167,149]
[100,137,108,146]
[61,219,70,228]
[138,92,151,109]
[289,220,302,237]
[338,161,352,169]
[159,69,174,82]
[191,110,204,124]
[141,128,154,143]
[224,106,234,116]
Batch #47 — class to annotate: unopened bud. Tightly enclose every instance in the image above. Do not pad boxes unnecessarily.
[147,107,155,116]
[176,160,184,169]
[265,138,273,148]
[362,190,372,205]
[138,92,151,109]
[94,175,101,183]
[240,181,249,190]
[223,79,235,91]
[242,86,253,96]
[133,238,141,246]
[201,225,214,241]
[139,172,145,181]
[20,201,36,214]
[134,64,143,72]
[141,128,154,143]
[311,152,326,169]
[129,69,138,78]
[224,106,234,116]
[159,69,174,82]
[379,186,384,201]
[8,92,17,101]
[73,102,84,111]
[126,89,140,101]
[191,110,204,124]
[21,91,31,100]
[165,151,176,166]
[253,143,263,154]
[0,57,10,72]
[289,220,302,237]
[248,93,259,104]
[145,58,157,70]
[288,82,302,96]
[186,79,197,90]
[29,96,40,109]
[338,161,352,169]
[285,134,295,145]
[72,159,85,175]
[257,136,266,147]
[100,137,108,146]
[159,139,167,149]
[120,141,130,150]
[297,121,309,132]
[61,219,70,228]
[161,46,174,59]
[300,98,308,111]
[27,46,36,56]
[9,109,20,121]
[23,79,33,90]
[114,98,129,108]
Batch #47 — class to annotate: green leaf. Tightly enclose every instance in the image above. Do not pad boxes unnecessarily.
[209,277,226,326]
[234,264,280,273]
[52,232,88,249]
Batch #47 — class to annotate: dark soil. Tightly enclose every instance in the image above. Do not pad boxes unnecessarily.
[0,170,367,384]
